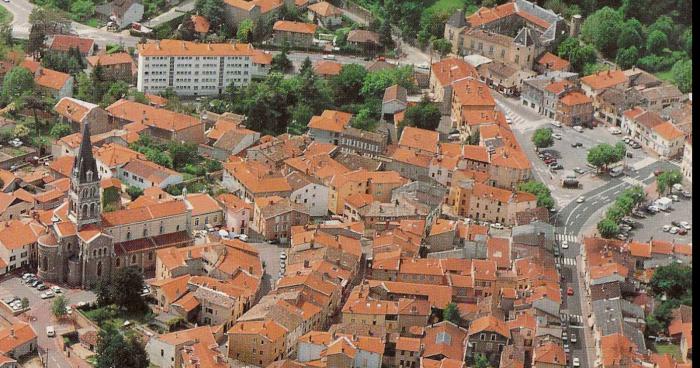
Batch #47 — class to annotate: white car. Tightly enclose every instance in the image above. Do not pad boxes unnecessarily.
[573,126,584,132]
[576,196,585,203]
[322,54,336,60]
[51,285,62,293]
[551,121,562,128]
[416,63,429,70]
[238,234,248,242]
[279,252,287,260]
[46,326,55,338]
[40,291,55,299]
[552,133,562,140]
[680,221,691,230]
[662,225,671,232]
[490,223,504,230]
[561,240,569,249]
[669,226,679,234]
[573,357,580,367]
[608,127,622,134]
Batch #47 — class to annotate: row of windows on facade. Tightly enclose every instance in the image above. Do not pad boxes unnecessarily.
[145,56,250,61]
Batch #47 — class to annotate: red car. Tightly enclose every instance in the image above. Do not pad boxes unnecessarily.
[654,169,663,176]
[567,287,574,296]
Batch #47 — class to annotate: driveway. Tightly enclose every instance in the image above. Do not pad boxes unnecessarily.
[1,0,139,47]
[143,0,195,28]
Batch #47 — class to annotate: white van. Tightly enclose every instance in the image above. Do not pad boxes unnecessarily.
[46,326,55,337]
[573,126,584,132]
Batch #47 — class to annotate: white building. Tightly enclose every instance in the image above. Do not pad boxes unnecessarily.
[117,158,183,190]
[286,172,330,217]
[137,40,259,97]
[680,139,692,184]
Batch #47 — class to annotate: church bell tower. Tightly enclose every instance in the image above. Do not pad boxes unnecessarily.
[68,122,102,229]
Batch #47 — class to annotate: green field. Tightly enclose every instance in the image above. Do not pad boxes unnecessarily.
[654,343,682,360]
[0,5,13,24]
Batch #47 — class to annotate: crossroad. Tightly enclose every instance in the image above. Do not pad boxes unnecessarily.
[556,257,577,266]
[560,313,584,325]
[555,233,578,244]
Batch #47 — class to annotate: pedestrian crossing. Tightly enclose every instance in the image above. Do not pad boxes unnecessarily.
[555,233,578,244]
[556,257,577,266]
[560,313,584,325]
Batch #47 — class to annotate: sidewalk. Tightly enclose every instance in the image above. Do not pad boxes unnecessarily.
[576,249,597,367]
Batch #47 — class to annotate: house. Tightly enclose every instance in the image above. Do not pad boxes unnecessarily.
[458,28,544,71]
[307,1,342,28]
[191,15,211,37]
[86,53,136,83]
[222,159,292,201]
[580,69,628,97]
[381,84,408,119]
[622,107,685,159]
[20,61,73,99]
[519,72,578,118]
[0,323,37,360]
[272,21,317,47]
[145,326,220,368]
[422,321,469,361]
[532,341,566,368]
[338,127,388,158]
[201,118,260,161]
[450,78,496,130]
[535,52,570,73]
[593,86,646,127]
[286,171,329,217]
[227,320,288,367]
[185,193,223,231]
[54,97,115,135]
[386,147,432,182]
[0,192,33,223]
[447,180,538,225]
[116,158,183,189]
[478,61,536,95]
[106,99,206,144]
[95,0,144,29]
[429,58,479,114]
[222,0,286,27]
[399,126,440,155]
[48,35,96,58]
[217,193,252,235]
[680,138,691,184]
[327,169,406,214]
[312,60,342,78]
[466,315,510,366]
[0,220,43,273]
[306,110,352,145]
[252,196,311,243]
[556,91,593,127]
[346,30,380,50]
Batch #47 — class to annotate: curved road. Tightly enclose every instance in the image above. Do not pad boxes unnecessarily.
[1,0,139,47]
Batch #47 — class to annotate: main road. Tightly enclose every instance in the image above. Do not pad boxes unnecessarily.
[1,0,139,47]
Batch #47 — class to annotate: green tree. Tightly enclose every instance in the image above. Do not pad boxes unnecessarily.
[299,56,313,76]
[580,6,624,56]
[517,180,555,209]
[21,297,29,309]
[2,67,34,103]
[96,326,149,368]
[379,20,394,49]
[271,47,293,73]
[649,263,692,301]
[474,353,491,368]
[442,302,460,324]
[94,278,112,307]
[557,37,579,59]
[126,186,144,200]
[646,30,668,53]
[681,27,692,55]
[236,19,253,42]
[360,66,415,98]
[569,44,597,73]
[167,142,199,169]
[110,266,146,313]
[12,124,30,139]
[587,143,624,172]
[656,169,683,196]
[176,16,196,41]
[330,64,367,106]
[51,295,69,319]
[597,218,619,238]
[531,127,553,151]
[194,0,225,29]
[431,38,452,56]
[671,59,692,93]
[70,0,96,20]
[615,46,639,69]
[288,103,313,135]
[101,81,130,106]
[351,107,378,131]
[617,19,643,50]
[403,98,441,131]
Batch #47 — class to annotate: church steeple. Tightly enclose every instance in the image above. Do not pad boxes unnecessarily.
[68,122,102,229]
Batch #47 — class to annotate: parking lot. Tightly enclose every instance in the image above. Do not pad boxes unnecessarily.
[623,192,693,243]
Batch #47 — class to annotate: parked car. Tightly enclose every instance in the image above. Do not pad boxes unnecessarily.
[646,205,660,213]
[573,357,580,367]
[552,133,562,140]
[576,196,585,203]
[490,223,504,230]
[551,163,564,170]
[669,226,679,234]
[564,344,570,354]
[551,121,562,128]
[678,227,688,235]
[573,167,585,174]
[561,240,569,249]
[571,142,583,147]
[681,190,691,198]
[680,221,691,230]
[322,54,336,60]
[631,210,647,218]
[616,233,628,240]
[573,126,584,132]
[662,225,671,232]
[671,220,682,227]
[567,287,574,296]
[51,286,62,293]
[37,284,48,291]
[671,194,679,202]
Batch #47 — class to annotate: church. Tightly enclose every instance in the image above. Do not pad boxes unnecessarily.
[37,123,194,289]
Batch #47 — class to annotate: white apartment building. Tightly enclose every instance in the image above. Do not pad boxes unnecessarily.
[137,40,259,97]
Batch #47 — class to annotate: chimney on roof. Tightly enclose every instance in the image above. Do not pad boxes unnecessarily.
[9,328,14,337]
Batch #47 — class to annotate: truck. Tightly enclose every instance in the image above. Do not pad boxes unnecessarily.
[654,197,673,211]
[609,166,624,177]
[672,183,684,193]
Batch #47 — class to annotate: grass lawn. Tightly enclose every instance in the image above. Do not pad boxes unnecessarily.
[654,343,682,360]
[427,0,468,13]
[83,305,155,332]
[85,18,101,28]
[0,5,12,24]
[654,69,674,83]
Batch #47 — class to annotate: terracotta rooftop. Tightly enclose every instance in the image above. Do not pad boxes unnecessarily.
[273,20,317,34]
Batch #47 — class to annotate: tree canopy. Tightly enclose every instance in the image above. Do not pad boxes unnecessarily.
[194,0,225,29]
[656,169,683,196]
[402,98,441,131]
[586,143,626,171]
[2,67,35,104]
[531,128,553,151]
[109,266,147,313]
[517,180,555,209]
[580,7,624,57]
[96,326,149,368]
